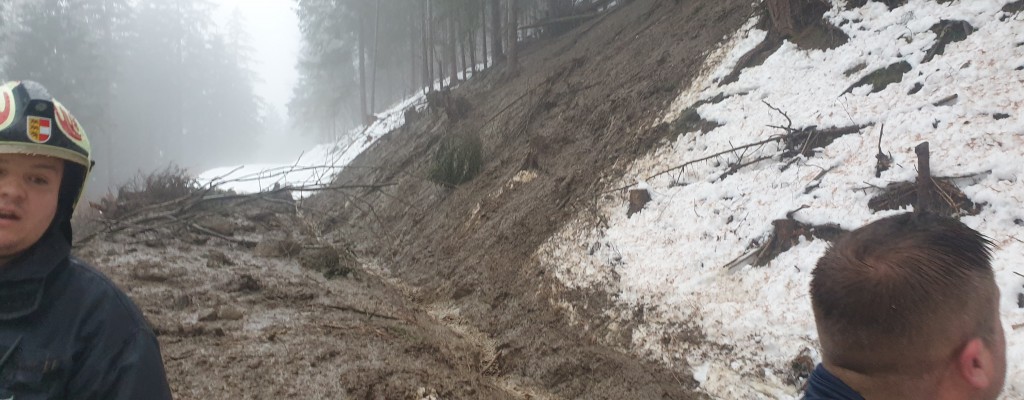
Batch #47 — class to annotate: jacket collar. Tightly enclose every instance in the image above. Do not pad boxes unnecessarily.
[0,231,71,320]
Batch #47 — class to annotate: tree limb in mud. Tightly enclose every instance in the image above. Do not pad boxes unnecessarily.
[75,175,395,247]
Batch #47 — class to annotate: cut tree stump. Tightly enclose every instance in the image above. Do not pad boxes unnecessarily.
[627,189,652,217]
[868,142,982,216]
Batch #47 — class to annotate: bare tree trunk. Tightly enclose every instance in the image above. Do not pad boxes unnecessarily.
[436,49,446,89]
[506,0,519,74]
[490,0,504,63]
[428,0,436,90]
[481,1,488,68]
[435,19,445,90]
[422,0,431,92]
[370,0,380,115]
[410,7,417,94]
[448,15,458,84]
[469,23,478,74]
[358,18,367,123]
[459,17,469,78]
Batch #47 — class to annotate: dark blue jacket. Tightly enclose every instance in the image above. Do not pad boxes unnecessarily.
[804,364,864,400]
[0,231,172,399]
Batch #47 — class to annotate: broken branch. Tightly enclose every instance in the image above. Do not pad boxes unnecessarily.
[762,99,794,132]
[319,303,400,321]
[647,135,785,181]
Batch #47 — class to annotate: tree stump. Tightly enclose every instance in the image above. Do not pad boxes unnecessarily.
[915,142,933,214]
[627,189,652,217]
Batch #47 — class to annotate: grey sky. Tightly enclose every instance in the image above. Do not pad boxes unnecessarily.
[214,0,300,122]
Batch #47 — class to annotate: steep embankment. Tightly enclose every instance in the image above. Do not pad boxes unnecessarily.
[77,0,756,398]
[317,0,753,398]
[539,0,1024,398]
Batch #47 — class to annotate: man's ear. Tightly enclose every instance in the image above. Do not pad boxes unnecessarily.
[957,338,995,388]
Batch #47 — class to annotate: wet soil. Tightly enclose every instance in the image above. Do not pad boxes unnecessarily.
[76,0,753,398]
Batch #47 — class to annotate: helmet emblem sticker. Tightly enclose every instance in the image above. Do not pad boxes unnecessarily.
[28,116,52,143]
[54,101,83,142]
[0,87,14,131]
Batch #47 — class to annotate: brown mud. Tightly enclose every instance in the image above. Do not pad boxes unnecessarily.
[76,0,755,398]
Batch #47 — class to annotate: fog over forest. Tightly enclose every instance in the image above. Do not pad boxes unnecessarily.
[0,0,578,199]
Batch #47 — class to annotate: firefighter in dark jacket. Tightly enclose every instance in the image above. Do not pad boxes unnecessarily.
[0,80,172,399]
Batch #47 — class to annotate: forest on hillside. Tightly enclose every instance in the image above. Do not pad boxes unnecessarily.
[0,0,615,198]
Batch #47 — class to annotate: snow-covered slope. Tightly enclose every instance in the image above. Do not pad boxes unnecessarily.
[197,93,426,198]
[194,65,488,196]
[539,1,1024,398]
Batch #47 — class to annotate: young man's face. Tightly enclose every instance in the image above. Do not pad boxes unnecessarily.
[0,153,63,266]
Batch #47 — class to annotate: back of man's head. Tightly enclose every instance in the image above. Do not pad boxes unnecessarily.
[810,212,1004,398]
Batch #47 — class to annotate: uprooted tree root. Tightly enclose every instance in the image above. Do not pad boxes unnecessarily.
[867,178,983,217]
[869,142,984,217]
[781,124,864,158]
[721,0,849,85]
[922,20,975,63]
[725,211,846,270]
[752,216,845,267]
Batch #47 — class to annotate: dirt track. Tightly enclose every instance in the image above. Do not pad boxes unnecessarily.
[76,0,753,398]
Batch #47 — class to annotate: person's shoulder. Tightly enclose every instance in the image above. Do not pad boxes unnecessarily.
[58,257,152,333]
[803,364,864,400]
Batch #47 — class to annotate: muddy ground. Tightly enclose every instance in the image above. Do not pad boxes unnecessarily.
[75,0,753,398]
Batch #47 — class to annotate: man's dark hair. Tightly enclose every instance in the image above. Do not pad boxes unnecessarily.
[810,212,997,375]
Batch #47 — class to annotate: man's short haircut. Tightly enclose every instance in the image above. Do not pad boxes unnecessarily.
[810,212,997,375]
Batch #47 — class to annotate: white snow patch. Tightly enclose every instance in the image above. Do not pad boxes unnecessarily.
[540,1,1024,398]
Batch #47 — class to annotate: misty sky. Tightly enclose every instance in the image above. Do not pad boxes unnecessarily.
[211,0,315,163]
[213,0,300,122]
